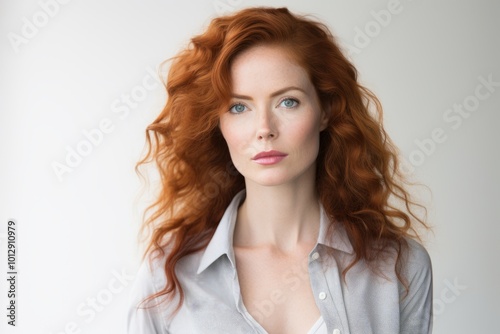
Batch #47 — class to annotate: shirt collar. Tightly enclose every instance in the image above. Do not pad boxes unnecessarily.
[196,190,353,275]
[196,190,245,274]
[317,204,354,254]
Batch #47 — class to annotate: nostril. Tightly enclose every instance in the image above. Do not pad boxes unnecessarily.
[258,133,275,139]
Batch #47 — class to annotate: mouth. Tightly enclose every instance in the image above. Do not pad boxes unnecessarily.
[252,150,288,165]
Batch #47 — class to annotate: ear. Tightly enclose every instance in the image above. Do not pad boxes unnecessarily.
[319,105,330,131]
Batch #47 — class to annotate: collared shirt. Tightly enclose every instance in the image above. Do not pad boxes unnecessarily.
[127,190,433,334]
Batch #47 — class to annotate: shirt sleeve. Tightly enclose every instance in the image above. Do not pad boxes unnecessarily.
[399,239,433,334]
[127,259,167,334]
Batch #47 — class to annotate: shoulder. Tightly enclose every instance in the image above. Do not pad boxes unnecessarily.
[126,251,175,333]
[402,238,433,280]
[136,252,168,293]
[128,251,169,310]
[398,238,433,308]
[398,238,433,332]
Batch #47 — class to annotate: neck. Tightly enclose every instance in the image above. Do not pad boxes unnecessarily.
[234,175,321,253]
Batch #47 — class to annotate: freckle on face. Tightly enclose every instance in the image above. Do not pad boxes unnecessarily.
[219,45,327,187]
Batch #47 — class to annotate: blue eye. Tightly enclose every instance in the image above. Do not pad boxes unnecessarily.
[279,98,299,108]
[229,103,247,114]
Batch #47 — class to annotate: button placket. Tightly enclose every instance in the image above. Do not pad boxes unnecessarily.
[308,246,350,334]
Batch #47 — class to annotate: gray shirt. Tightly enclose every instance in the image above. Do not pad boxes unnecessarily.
[127,190,433,333]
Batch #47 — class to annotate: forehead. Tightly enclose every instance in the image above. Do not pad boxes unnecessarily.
[229,45,312,93]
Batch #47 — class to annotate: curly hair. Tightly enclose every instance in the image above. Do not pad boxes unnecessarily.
[136,6,427,310]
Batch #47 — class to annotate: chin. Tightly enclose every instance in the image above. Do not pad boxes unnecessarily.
[246,171,297,187]
[253,179,289,187]
[243,173,289,187]
[239,163,316,188]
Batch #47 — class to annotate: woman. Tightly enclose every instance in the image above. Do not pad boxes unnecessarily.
[127,7,433,334]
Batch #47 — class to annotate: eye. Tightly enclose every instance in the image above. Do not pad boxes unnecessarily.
[279,98,299,109]
[228,103,248,114]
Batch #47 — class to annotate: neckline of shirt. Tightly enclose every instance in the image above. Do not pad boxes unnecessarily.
[196,189,353,275]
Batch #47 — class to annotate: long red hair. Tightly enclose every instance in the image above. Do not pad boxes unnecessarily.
[136,7,427,309]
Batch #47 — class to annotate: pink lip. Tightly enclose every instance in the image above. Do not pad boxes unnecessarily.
[252,150,288,165]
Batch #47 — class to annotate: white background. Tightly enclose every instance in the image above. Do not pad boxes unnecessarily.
[1,0,499,333]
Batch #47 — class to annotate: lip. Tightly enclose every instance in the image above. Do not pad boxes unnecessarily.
[252,150,288,165]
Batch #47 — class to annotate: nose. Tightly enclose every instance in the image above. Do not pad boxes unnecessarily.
[255,109,278,140]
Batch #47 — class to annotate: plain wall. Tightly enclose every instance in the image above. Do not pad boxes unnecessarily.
[1,0,499,333]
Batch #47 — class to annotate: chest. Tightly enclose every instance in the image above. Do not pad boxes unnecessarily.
[234,248,321,334]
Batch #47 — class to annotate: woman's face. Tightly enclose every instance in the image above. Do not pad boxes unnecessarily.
[219,45,328,187]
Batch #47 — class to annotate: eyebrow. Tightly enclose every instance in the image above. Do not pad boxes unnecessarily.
[231,86,306,100]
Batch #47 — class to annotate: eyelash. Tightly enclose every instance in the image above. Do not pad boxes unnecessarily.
[228,103,248,114]
[278,97,300,108]
[228,97,300,114]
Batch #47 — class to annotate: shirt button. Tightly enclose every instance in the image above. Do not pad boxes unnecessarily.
[318,292,327,300]
[311,252,320,261]
[333,329,341,334]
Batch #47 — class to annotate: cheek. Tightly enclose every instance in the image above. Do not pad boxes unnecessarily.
[288,114,322,149]
[219,118,251,153]
[219,122,253,174]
